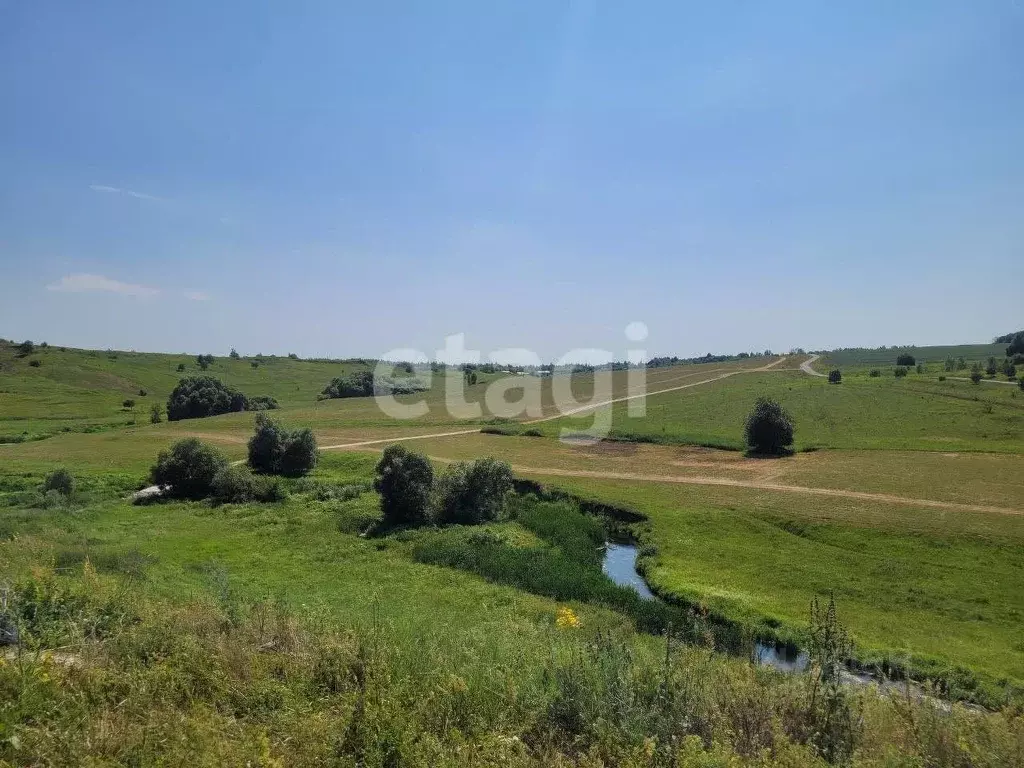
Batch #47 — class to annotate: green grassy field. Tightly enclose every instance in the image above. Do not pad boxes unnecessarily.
[2,341,1023,763]
[818,342,1011,367]
[542,368,1024,452]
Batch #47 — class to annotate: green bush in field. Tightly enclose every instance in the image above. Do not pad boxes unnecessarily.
[986,357,998,377]
[828,369,841,384]
[868,369,881,377]
[211,465,283,504]
[373,445,433,526]
[28,359,41,367]
[246,414,317,477]
[743,397,794,455]
[167,375,248,421]
[970,371,983,385]
[896,353,915,366]
[16,340,34,357]
[944,357,956,372]
[1006,331,1024,357]
[150,439,228,499]
[894,366,908,378]
[42,467,75,497]
[432,458,514,525]
[150,403,162,423]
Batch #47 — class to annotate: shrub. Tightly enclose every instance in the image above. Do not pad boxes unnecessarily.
[432,458,514,526]
[176,363,186,372]
[944,357,956,372]
[150,404,162,424]
[970,371,983,384]
[166,376,248,421]
[250,361,259,369]
[938,375,946,382]
[894,366,908,378]
[373,445,433,526]
[16,340,34,357]
[246,414,318,477]
[229,348,240,360]
[196,353,214,371]
[1006,331,1024,357]
[985,357,998,377]
[139,389,147,397]
[827,369,841,384]
[743,397,794,455]
[915,363,924,374]
[122,399,136,411]
[211,465,283,503]
[320,371,427,399]
[247,395,278,411]
[42,468,76,497]
[150,439,228,499]
[895,353,915,366]
[956,356,967,370]
[288,353,299,360]
[28,359,41,367]
[868,369,880,377]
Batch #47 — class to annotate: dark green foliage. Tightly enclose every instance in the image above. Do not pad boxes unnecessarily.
[915,363,924,374]
[196,354,214,370]
[970,371,983,384]
[41,467,75,497]
[956,357,967,370]
[894,366,908,378]
[986,357,998,376]
[28,359,41,367]
[247,395,279,411]
[1002,360,1016,380]
[1005,332,1024,357]
[246,414,318,477]
[250,361,259,369]
[515,497,605,568]
[373,445,433,526]
[176,363,186,372]
[868,369,880,377]
[895,353,915,366]
[320,371,427,399]
[16,340,34,357]
[211,465,284,503]
[150,403,162,423]
[827,369,841,384]
[1019,378,1024,392]
[431,458,513,525]
[229,348,240,360]
[944,357,956,372]
[938,375,946,382]
[287,352,299,360]
[743,397,794,455]
[122,399,136,410]
[150,439,229,499]
[166,376,248,421]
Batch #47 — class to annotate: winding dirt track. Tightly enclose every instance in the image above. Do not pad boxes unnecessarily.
[800,354,826,377]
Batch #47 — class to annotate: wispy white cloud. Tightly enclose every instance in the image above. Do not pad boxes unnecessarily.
[184,290,211,301]
[89,184,161,201]
[47,273,160,298]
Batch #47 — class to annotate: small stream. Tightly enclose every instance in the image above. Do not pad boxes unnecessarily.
[603,541,810,672]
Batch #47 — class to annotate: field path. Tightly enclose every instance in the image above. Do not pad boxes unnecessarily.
[523,356,789,425]
[800,354,826,377]
[433,462,1024,517]
[946,376,1018,387]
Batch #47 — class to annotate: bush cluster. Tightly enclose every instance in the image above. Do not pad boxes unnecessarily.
[896,353,916,366]
[827,369,841,384]
[320,371,428,399]
[210,464,284,504]
[150,439,229,499]
[167,376,248,421]
[372,446,513,528]
[247,414,318,477]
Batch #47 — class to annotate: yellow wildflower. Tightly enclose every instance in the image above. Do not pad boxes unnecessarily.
[555,607,581,630]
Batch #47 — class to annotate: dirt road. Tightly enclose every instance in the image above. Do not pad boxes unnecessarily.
[800,354,825,377]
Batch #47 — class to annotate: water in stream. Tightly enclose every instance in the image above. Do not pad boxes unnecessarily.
[602,541,809,673]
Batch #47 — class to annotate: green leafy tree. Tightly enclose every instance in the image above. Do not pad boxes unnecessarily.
[176,363,186,372]
[150,439,228,499]
[828,369,841,384]
[895,353,915,366]
[122,399,136,412]
[229,348,240,359]
[166,376,248,421]
[743,397,794,455]
[986,357,998,377]
[373,445,433,526]
[970,371,983,384]
[16,340,34,357]
[150,403,162,424]
[943,357,956,372]
[1006,331,1024,357]
[432,458,514,525]
[894,366,908,378]
[246,414,317,477]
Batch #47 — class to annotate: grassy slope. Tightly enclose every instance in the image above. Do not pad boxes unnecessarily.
[541,369,1024,452]
[820,343,1010,367]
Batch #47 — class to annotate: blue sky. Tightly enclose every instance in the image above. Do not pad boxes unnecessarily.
[1,1,1022,362]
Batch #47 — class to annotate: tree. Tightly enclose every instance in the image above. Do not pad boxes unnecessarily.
[1006,332,1024,357]
[828,369,842,384]
[944,357,956,372]
[246,414,318,477]
[42,468,76,497]
[150,403,162,423]
[895,353,915,366]
[150,438,228,499]
[166,376,248,421]
[986,357,998,377]
[743,397,794,455]
[176,363,186,372]
[122,399,136,412]
[956,357,967,370]
[28,359,41,367]
[894,366,908,378]
[432,458,513,526]
[16,340,34,357]
[970,371,983,384]
[229,348,240,360]
[288,353,299,360]
[373,445,433,526]
[251,361,259,369]
[196,354,214,371]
